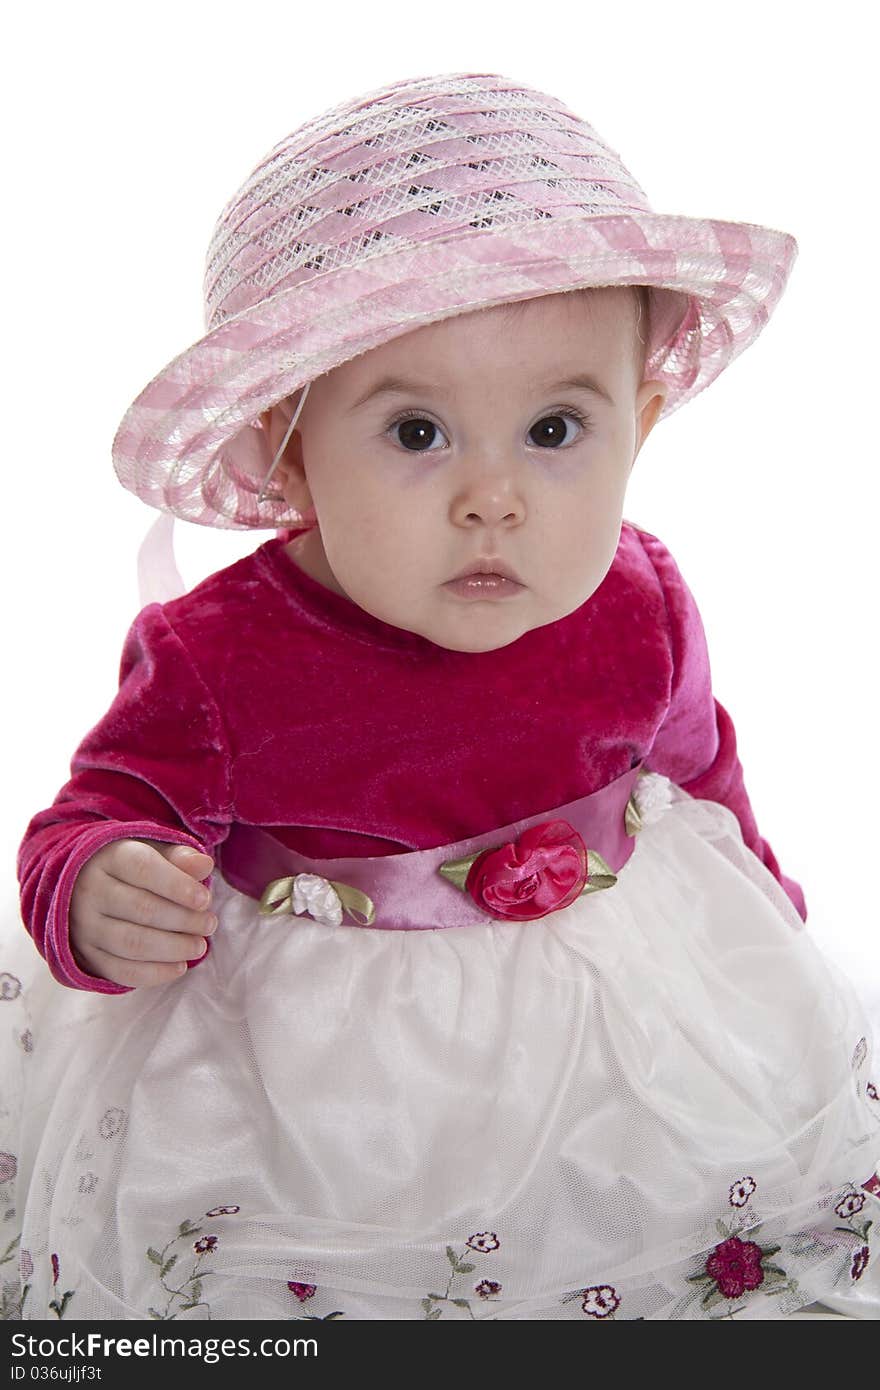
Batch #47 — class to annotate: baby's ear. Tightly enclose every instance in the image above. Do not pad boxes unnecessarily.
[262,403,311,506]
[634,380,667,460]
[261,401,289,438]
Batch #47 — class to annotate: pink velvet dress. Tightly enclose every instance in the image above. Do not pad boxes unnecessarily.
[1,523,878,1322]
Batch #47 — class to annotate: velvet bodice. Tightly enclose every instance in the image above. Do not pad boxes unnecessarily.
[17,521,806,993]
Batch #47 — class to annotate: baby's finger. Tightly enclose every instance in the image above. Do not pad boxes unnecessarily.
[154,842,215,882]
[103,840,213,911]
[91,915,209,965]
[77,942,192,990]
[99,876,217,938]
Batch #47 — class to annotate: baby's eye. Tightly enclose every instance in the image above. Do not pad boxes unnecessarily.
[385,407,591,453]
[528,410,591,448]
[388,414,447,452]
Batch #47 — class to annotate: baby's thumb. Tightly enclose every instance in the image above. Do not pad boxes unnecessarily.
[161,843,215,879]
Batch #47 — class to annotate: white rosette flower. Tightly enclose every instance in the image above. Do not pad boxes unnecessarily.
[260,870,376,927]
[632,772,673,825]
[291,873,344,927]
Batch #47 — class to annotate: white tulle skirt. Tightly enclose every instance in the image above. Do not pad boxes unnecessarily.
[2,785,879,1321]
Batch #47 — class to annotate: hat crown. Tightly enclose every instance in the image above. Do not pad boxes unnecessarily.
[203,72,653,331]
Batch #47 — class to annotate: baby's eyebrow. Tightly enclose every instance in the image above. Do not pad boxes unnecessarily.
[348,372,615,411]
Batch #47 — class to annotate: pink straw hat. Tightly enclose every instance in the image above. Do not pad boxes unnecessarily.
[112,71,797,530]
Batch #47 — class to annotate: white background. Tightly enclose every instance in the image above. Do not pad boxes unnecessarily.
[3,2,877,1006]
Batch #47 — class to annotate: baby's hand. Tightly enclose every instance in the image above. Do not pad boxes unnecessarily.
[69,839,216,988]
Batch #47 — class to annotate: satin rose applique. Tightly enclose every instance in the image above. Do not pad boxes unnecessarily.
[624,771,674,835]
[259,873,376,927]
[439,819,616,922]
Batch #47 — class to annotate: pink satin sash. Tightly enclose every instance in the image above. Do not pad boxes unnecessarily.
[218,761,644,931]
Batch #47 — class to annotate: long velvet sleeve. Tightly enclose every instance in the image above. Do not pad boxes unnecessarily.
[636,529,807,922]
[17,605,233,993]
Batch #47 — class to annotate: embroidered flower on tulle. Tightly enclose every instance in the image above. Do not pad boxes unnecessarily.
[147,1217,216,1319]
[465,1232,500,1253]
[851,1246,870,1281]
[705,1236,765,1299]
[0,1152,17,1183]
[835,1192,866,1220]
[18,1029,33,1053]
[99,1107,126,1139]
[581,1285,620,1318]
[20,1249,33,1282]
[729,1176,757,1208]
[205,1205,240,1216]
[292,875,344,927]
[867,1082,879,1102]
[852,1036,868,1070]
[288,1282,317,1301]
[474,1279,502,1298]
[631,772,673,825]
[0,972,21,1001]
[77,1173,98,1195]
[48,1255,75,1319]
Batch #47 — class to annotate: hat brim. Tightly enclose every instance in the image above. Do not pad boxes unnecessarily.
[112,210,797,528]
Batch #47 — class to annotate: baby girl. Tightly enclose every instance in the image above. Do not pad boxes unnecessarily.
[4,72,877,1322]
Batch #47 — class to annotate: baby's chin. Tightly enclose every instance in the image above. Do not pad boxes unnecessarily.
[411,602,582,654]
[429,629,529,654]
[360,586,600,653]
[359,604,529,653]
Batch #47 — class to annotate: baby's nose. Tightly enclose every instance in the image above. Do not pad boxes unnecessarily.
[450,476,526,527]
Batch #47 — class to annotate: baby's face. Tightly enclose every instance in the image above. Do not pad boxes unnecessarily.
[266,288,666,652]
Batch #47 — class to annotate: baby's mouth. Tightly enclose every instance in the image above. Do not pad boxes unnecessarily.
[442,562,526,600]
[445,556,524,585]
